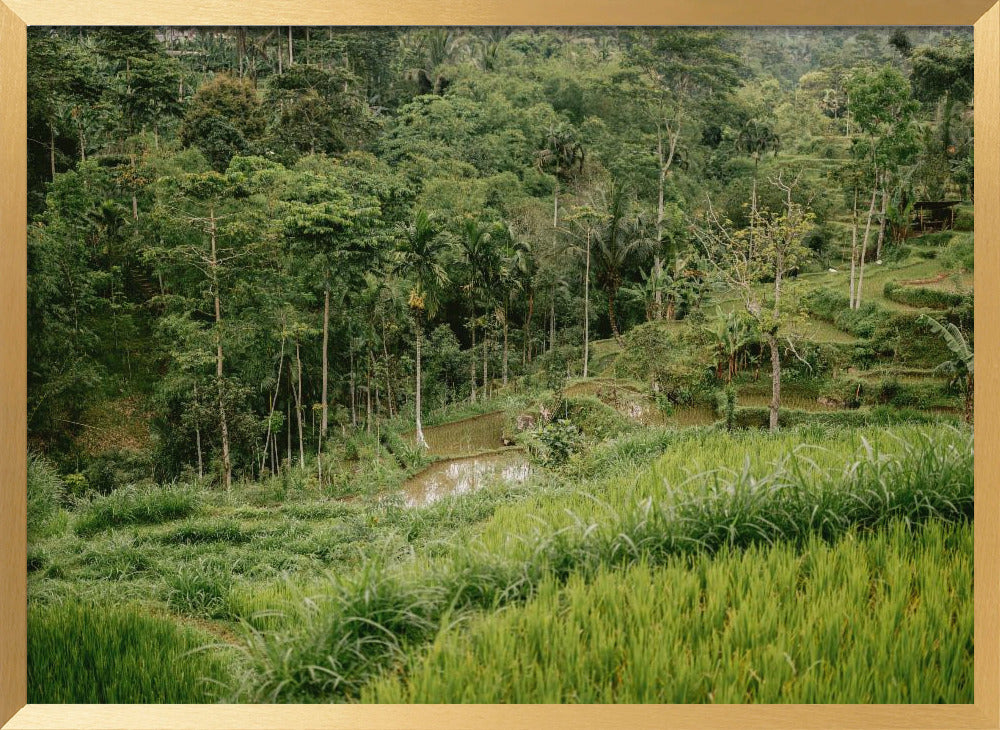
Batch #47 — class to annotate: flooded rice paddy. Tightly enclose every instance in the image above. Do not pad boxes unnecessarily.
[403,450,531,507]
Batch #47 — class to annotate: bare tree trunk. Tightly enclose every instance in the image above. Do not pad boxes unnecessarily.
[49,125,56,181]
[608,287,623,344]
[210,208,232,491]
[321,282,329,435]
[193,382,203,479]
[523,291,534,365]
[288,26,293,66]
[549,293,555,352]
[349,335,357,428]
[849,191,858,309]
[502,299,509,386]
[414,315,427,448]
[583,230,591,377]
[768,333,780,432]
[855,184,879,309]
[381,315,395,417]
[294,340,305,468]
[470,310,477,403]
[655,128,665,319]
[366,359,372,434]
[875,183,889,261]
[277,28,283,74]
[261,333,286,475]
[483,332,489,399]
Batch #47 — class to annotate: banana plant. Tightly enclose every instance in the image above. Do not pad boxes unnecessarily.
[920,314,973,423]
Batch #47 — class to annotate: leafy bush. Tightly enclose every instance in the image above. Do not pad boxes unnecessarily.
[523,419,583,467]
[942,233,974,273]
[74,484,199,536]
[954,206,974,232]
[611,321,710,401]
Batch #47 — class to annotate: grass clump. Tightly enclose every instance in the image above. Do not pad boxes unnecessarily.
[28,599,233,702]
[160,519,251,545]
[74,484,199,536]
[27,453,65,540]
[81,532,154,581]
[165,557,235,619]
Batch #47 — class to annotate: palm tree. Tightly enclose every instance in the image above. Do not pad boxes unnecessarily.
[921,314,974,424]
[535,121,585,227]
[592,182,651,343]
[459,217,504,400]
[393,210,449,448]
[736,117,780,173]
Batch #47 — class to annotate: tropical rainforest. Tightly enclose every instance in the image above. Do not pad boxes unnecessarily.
[26,26,975,704]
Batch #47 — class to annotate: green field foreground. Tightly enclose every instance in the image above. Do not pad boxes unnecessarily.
[363,520,972,703]
[28,422,973,704]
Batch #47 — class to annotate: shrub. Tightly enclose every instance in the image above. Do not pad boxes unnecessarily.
[942,233,974,273]
[954,206,974,232]
[523,419,583,467]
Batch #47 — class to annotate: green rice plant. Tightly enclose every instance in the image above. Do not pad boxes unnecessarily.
[362,520,972,703]
[74,484,199,536]
[28,599,234,703]
[164,557,235,619]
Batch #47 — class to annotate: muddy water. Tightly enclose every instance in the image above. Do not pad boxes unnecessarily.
[403,451,530,507]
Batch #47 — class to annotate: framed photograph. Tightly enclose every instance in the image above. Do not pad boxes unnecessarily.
[1,1,997,728]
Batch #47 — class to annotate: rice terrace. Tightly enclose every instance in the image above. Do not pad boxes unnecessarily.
[25,25,974,704]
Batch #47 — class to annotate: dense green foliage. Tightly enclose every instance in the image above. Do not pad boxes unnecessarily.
[26,26,974,706]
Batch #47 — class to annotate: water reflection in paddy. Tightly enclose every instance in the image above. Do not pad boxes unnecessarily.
[403,451,530,507]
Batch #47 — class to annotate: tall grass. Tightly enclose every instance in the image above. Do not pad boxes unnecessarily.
[362,520,972,703]
[28,599,234,702]
[27,453,65,540]
[74,484,199,536]
[233,425,972,702]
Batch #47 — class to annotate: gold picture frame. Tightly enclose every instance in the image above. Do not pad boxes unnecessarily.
[1,2,997,728]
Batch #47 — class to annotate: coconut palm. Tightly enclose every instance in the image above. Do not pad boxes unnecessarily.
[392,210,449,448]
[591,181,652,343]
